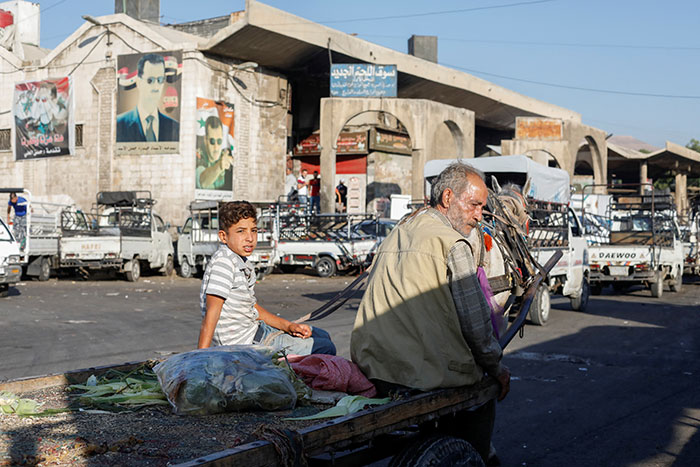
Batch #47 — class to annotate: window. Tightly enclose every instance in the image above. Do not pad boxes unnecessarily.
[154,215,166,232]
[0,129,10,151]
[75,124,83,147]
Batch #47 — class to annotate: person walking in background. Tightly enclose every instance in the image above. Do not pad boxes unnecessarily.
[297,168,309,208]
[7,192,28,250]
[284,167,298,201]
[309,171,321,214]
[336,179,348,213]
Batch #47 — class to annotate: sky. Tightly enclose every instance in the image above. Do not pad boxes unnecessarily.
[32,0,700,149]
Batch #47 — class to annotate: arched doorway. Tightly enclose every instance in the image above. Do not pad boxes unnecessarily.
[573,136,602,192]
[296,109,413,215]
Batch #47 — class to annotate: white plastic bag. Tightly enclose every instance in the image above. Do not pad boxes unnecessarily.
[154,346,298,415]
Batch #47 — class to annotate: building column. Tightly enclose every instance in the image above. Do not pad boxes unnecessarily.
[639,161,648,194]
[675,172,687,217]
[319,100,338,214]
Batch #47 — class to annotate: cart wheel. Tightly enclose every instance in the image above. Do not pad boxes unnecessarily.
[389,435,485,467]
[163,255,174,277]
[650,272,663,298]
[529,284,550,326]
[179,258,193,278]
[125,260,141,282]
[0,284,8,298]
[669,270,682,293]
[279,264,297,274]
[38,256,51,282]
[570,277,590,312]
[315,257,336,278]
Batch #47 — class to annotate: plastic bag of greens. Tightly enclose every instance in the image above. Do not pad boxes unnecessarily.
[154,346,298,415]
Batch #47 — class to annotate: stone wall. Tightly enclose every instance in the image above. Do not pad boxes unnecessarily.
[0,21,289,227]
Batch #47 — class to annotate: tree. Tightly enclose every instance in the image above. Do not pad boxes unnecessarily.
[686,138,700,153]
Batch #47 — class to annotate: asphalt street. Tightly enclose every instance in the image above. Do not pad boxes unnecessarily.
[0,270,698,466]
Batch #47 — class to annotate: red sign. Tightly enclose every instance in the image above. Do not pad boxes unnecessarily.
[294,132,368,156]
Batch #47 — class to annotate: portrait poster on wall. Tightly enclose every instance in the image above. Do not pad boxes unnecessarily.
[195,97,235,200]
[14,77,74,160]
[115,50,182,155]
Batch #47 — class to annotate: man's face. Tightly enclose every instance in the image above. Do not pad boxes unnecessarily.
[445,175,488,236]
[218,217,258,257]
[301,170,308,178]
[10,195,17,204]
[137,61,166,112]
[205,125,223,160]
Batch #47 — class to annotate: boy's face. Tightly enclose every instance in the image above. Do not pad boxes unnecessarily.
[218,217,258,257]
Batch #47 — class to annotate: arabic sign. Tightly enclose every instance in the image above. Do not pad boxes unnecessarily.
[369,128,411,155]
[195,97,235,201]
[330,64,397,98]
[14,77,74,160]
[515,117,563,141]
[115,51,182,155]
[294,132,368,155]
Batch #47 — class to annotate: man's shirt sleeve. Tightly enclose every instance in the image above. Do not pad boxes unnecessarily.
[205,256,235,300]
[447,240,503,377]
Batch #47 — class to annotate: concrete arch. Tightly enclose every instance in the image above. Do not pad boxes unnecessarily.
[319,98,474,212]
[431,120,466,159]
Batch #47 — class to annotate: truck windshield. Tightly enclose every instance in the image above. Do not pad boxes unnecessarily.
[0,219,12,241]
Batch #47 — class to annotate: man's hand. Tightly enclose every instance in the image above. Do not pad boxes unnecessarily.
[496,366,511,401]
[217,149,233,171]
[287,323,312,339]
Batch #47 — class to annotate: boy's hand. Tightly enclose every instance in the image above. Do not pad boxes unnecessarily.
[287,323,312,339]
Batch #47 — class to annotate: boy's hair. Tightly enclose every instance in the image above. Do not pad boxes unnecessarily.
[218,201,257,232]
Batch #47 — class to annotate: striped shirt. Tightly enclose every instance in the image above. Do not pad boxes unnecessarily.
[199,245,258,346]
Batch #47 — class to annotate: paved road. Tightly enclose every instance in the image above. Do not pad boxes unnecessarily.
[1,271,698,465]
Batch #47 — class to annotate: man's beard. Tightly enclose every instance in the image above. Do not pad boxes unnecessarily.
[446,204,476,237]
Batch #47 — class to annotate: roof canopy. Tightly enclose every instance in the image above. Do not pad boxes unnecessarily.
[202,1,580,130]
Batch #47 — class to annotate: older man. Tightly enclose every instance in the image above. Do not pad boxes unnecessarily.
[351,162,510,464]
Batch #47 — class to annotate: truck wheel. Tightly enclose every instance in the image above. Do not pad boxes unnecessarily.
[570,277,590,312]
[529,284,550,326]
[179,259,193,278]
[38,257,51,282]
[163,255,174,277]
[0,284,8,298]
[389,435,485,467]
[669,270,682,293]
[315,257,337,278]
[650,273,663,298]
[125,260,141,282]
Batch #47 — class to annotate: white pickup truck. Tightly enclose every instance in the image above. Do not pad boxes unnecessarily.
[681,209,699,276]
[59,191,174,281]
[528,201,590,323]
[0,217,22,297]
[587,191,684,298]
[272,204,377,277]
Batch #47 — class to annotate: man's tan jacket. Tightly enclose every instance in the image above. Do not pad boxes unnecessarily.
[351,209,484,391]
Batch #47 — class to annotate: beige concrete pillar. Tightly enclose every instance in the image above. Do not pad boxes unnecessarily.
[674,172,687,216]
[639,161,648,194]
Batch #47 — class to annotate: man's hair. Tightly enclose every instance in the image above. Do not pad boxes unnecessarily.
[205,116,222,134]
[137,53,165,77]
[219,201,257,232]
[429,162,485,208]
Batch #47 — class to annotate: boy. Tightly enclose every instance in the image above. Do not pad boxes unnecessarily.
[197,201,335,355]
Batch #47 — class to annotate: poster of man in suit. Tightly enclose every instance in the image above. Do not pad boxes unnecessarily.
[115,51,182,154]
[195,97,235,200]
[13,77,74,160]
